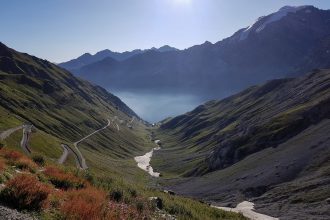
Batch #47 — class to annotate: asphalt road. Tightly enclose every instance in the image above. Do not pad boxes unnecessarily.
[58,144,70,164]
[0,125,24,140]
[73,119,111,169]
[20,125,33,154]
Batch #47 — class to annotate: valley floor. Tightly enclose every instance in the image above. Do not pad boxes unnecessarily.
[150,118,330,219]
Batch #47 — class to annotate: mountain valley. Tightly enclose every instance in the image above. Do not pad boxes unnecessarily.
[151,69,330,219]
[0,3,330,220]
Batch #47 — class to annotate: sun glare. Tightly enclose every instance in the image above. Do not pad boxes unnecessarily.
[173,0,191,5]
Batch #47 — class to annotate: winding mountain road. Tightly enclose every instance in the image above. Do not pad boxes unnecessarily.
[21,125,33,154]
[58,143,83,168]
[0,124,33,154]
[0,125,24,140]
[58,144,69,164]
[1,119,117,170]
[72,119,111,169]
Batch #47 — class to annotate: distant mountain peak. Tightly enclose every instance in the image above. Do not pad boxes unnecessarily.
[80,52,92,57]
[238,5,315,41]
[95,49,111,54]
[203,41,213,45]
[279,5,311,11]
[156,45,179,52]
[159,45,171,48]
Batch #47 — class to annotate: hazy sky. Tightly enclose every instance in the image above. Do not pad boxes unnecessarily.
[1,0,330,63]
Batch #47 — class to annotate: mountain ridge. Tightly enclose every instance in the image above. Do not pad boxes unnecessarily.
[151,68,330,219]
[58,45,178,71]
[71,5,330,101]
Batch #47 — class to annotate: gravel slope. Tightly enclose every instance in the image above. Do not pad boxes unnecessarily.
[0,205,35,220]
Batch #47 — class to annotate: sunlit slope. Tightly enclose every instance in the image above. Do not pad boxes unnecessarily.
[0,42,138,142]
[0,42,152,174]
[0,42,247,220]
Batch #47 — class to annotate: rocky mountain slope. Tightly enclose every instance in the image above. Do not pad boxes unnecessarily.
[152,69,330,219]
[68,6,330,100]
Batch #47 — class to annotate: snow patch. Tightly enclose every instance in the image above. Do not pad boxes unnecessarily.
[134,147,161,177]
[256,6,309,33]
[213,201,279,220]
[135,139,162,177]
[238,5,310,41]
[239,16,264,41]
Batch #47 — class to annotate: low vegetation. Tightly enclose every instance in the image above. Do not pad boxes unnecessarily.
[32,154,46,166]
[0,140,4,148]
[0,148,246,219]
[0,159,5,173]
[0,174,52,211]
[44,166,86,190]
[2,149,38,172]
[14,157,38,172]
[59,187,108,220]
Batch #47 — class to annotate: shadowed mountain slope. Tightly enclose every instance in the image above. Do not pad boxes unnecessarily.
[152,69,330,219]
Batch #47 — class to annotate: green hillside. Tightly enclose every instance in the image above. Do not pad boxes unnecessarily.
[0,42,157,179]
[0,42,246,220]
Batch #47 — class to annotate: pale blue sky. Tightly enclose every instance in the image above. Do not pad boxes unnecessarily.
[1,0,330,62]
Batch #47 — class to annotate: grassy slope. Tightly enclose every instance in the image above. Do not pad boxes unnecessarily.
[0,43,246,219]
[0,106,22,130]
[79,120,155,183]
[0,105,63,162]
[153,69,330,178]
[0,147,248,220]
[0,42,137,143]
[0,42,149,165]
